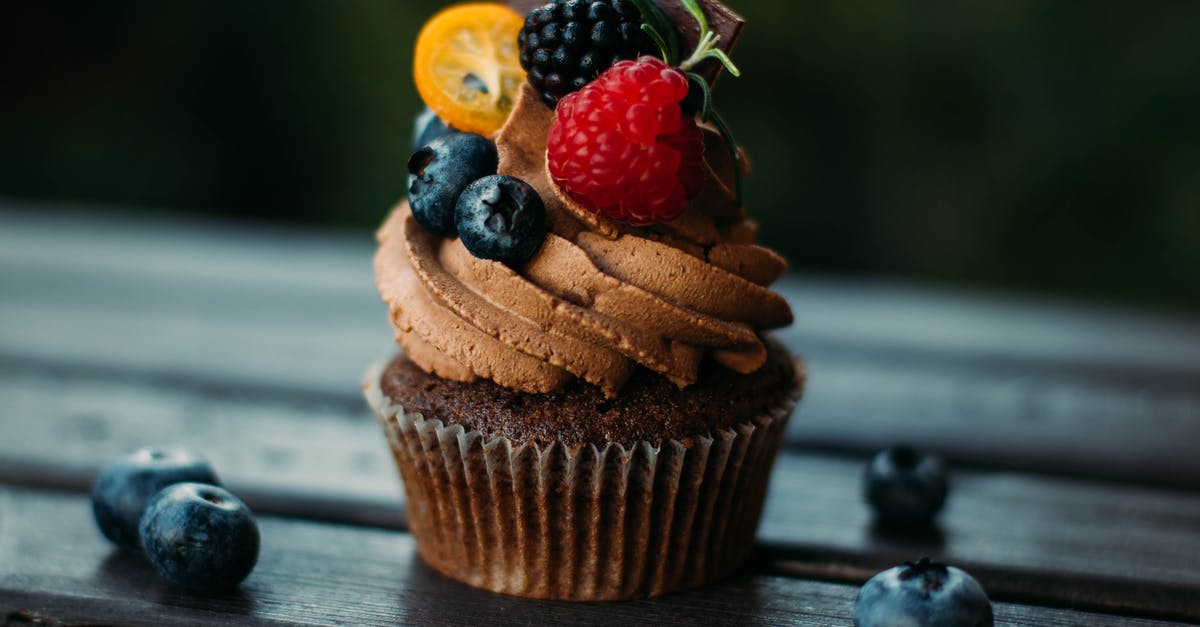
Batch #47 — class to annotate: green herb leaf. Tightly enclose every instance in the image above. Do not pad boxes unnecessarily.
[627,0,679,64]
[710,109,744,205]
[679,0,710,34]
[708,49,741,77]
[687,72,712,121]
[641,24,671,62]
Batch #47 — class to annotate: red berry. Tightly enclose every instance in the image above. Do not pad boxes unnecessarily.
[547,56,705,225]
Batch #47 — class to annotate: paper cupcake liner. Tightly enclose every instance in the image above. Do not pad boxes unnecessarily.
[364,362,800,601]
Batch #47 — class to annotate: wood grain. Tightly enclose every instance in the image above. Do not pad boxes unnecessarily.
[3,204,1200,621]
[2,365,1198,619]
[5,204,1199,389]
[757,455,1200,622]
[0,487,1184,627]
[2,205,1198,487]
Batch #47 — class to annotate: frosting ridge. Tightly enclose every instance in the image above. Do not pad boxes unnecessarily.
[375,83,792,397]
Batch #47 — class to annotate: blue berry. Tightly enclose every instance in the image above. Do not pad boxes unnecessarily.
[455,175,546,266]
[855,558,993,627]
[408,133,498,237]
[412,107,456,153]
[91,448,220,551]
[864,446,948,527]
[139,482,260,592]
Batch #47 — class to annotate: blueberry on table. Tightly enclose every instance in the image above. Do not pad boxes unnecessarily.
[91,448,220,550]
[864,446,948,528]
[855,558,993,627]
[408,132,498,237]
[412,107,456,153]
[455,174,546,266]
[139,482,260,592]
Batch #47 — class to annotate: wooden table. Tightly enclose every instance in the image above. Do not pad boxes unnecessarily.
[2,203,1198,626]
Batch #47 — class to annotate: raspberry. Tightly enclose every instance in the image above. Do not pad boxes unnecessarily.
[547,57,705,225]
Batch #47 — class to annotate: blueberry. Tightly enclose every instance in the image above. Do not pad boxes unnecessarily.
[855,558,993,627]
[91,448,220,551]
[455,175,546,266]
[864,446,948,527]
[408,133,498,237]
[411,107,456,153]
[139,482,260,592]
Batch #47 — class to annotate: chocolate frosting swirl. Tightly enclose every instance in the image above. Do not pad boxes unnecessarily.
[375,84,792,397]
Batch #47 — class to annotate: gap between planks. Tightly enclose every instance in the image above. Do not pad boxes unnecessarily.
[0,486,1190,627]
[3,346,1199,491]
[3,203,1200,487]
[2,382,1199,623]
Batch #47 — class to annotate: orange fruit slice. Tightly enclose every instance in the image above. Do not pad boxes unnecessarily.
[413,3,526,136]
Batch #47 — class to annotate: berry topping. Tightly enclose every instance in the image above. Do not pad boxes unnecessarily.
[408,132,499,237]
[90,448,220,551]
[863,446,949,528]
[547,56,704,224]
[139,482,260,592]
[412,107,457,153]
[413,3,526,135]
[544,0,749,224]
[455,174,546,266]
[518,0,656,107]
[855,558,994,627]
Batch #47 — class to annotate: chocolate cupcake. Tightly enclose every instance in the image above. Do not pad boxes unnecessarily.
[367,0,804,600]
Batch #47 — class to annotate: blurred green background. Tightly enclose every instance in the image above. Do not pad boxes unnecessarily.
[3,1,1198,311]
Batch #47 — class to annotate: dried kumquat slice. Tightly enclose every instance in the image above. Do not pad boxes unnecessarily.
[413,3,526,136]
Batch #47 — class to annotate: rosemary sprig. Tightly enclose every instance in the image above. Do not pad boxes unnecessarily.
[686,71,712,121]
[709,109,745,203]
[627,0,679,64]
[632,0,746,204]
[677,0,740,76]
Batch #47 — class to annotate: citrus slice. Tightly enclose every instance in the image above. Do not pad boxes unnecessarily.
[413,3,526,136]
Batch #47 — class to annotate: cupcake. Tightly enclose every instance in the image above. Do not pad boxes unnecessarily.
[366,0,804,600]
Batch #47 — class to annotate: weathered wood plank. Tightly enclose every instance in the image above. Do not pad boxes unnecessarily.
[785,347,1200,488]
[6,205,1200,373]
[0,361,404,528]
[5,204,1200,390]
[0,487,1184,627]
[2,205,1199,486]
[757,455,1200,622]
[2,366,1198,620]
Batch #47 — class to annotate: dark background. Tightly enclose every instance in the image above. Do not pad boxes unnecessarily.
[4,1,1198,311]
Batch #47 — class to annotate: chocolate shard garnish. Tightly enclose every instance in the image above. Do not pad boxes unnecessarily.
[507,0,744,84]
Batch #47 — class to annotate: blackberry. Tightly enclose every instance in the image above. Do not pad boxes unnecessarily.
[518,0,656,107]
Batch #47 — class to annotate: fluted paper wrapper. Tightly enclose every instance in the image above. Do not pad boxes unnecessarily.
[364,362,799,601]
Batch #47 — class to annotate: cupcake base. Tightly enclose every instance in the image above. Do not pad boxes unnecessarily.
[364,356,803,601]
